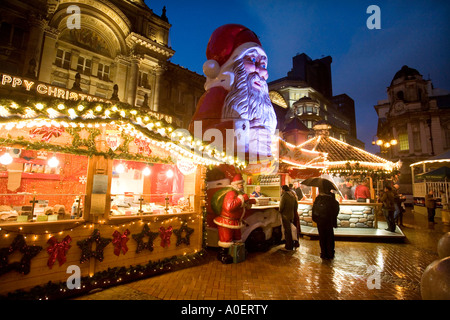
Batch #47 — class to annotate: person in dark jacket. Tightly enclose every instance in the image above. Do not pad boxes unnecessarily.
[379,185,396,232]
[279,185,298,251]
[312,185,340,260]
[425,190,437,223]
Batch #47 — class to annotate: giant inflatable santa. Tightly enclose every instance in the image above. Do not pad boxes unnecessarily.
[189,24,277,161]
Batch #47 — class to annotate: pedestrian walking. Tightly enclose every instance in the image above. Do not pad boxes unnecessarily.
[279,185,298,251]
[312,185,340,259]
[425,190,437,223]
[379,185,396,232]
[393,184,406,226]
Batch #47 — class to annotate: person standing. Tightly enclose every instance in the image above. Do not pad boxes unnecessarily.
[312,185,340,259]
[393,184,406,226]
[293,181,304,200]
[354,180,371,202]
[425,190,437,223]
[279,185,298,251]
[251,185,263,198]
[379,185,396,232]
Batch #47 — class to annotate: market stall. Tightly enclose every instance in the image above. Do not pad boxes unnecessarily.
[411,151,450,222]
[286,123,401,230]
[0,74,244,299]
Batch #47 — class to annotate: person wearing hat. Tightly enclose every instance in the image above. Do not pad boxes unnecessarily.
[214,173,254,263]
[189,24,277,159]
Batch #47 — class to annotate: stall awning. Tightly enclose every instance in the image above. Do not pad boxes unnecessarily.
[416,166,450,181]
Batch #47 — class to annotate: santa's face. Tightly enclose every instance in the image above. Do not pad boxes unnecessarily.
[241,49,268,90]
[222,49,275,131]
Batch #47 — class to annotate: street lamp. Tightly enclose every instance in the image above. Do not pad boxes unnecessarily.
[372,136,397,153]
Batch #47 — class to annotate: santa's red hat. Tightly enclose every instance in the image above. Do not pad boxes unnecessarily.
[203,24,266,91]
[230,173,245,186]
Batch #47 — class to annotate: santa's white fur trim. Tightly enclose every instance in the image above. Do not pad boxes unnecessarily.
[237,194,245,207]
[203,59,220,79]
[204,42,266,91]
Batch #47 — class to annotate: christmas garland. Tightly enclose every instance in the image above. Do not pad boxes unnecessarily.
[0,249,207,300]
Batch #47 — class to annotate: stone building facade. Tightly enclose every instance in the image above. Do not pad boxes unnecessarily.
[0,0,205,128]
[374,65,450,192]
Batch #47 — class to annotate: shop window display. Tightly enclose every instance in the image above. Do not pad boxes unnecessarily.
[0,148,88,223]
[110,160,193,217]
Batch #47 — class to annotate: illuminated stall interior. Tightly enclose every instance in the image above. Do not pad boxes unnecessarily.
[0,149,88,223]
[410,150,450,218]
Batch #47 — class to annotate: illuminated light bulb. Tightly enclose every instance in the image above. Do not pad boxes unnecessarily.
[166,169,174,178]
[48,155,59,168]
[143,167,151,176]
[95,105,102,112]
[0,152,13,165]
[390,139,398,145]
[57,104,65,110]
[77,105,84,111]
[35,103,44,110]
[115,163,125,174]
[376,140,383,146]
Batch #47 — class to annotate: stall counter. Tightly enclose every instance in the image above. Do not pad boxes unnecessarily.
[296,201,381,229]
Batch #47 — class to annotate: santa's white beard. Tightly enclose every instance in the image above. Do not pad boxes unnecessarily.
[222,60,276,133]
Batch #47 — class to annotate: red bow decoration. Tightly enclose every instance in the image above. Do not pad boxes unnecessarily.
[159,226,173,248]
[47,235,72,269]
[134,138,152,155]
[30,126,65,142]
[112,229,130,256]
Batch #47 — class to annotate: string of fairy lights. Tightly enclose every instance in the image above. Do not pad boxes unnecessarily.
[0,98,247,168]
[0,212,200,241]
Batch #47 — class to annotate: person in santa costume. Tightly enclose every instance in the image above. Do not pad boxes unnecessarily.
[189,24,277,161]
[213,173,254,264]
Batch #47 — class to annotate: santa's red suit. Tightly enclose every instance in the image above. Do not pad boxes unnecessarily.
[214,183,250,248]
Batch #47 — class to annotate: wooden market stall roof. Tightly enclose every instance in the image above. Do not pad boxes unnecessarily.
[0,92,245,168]
[297,123,400,173]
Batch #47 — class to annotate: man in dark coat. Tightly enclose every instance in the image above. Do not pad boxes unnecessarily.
[379,185,396,232]
[279,185,298,251]
[312,186,340,259]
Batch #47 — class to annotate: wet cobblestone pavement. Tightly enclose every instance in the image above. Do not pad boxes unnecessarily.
[74,209,449,300]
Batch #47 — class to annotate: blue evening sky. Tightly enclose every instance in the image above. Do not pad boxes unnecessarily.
[145,0,450,153]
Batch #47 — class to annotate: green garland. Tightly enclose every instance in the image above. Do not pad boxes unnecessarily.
[0,249,208,300]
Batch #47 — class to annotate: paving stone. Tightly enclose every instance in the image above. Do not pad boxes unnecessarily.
[74,208,450,301]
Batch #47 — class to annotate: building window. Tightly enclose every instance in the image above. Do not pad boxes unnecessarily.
[77,57,92,76]
[97,63,110,81]
[138,71,151,89]
[398,133,409,151]
[413,131,422,152]
[0,22,25,49]
[55,49,71,69]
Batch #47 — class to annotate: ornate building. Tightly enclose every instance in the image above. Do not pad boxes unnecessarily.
[374,65,450,192]
[269,53,363,149]
[0,0,205,128]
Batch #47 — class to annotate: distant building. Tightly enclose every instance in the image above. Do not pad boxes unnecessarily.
[269,53,364,149]
[0,0,204,129]
[374,65,450,192]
